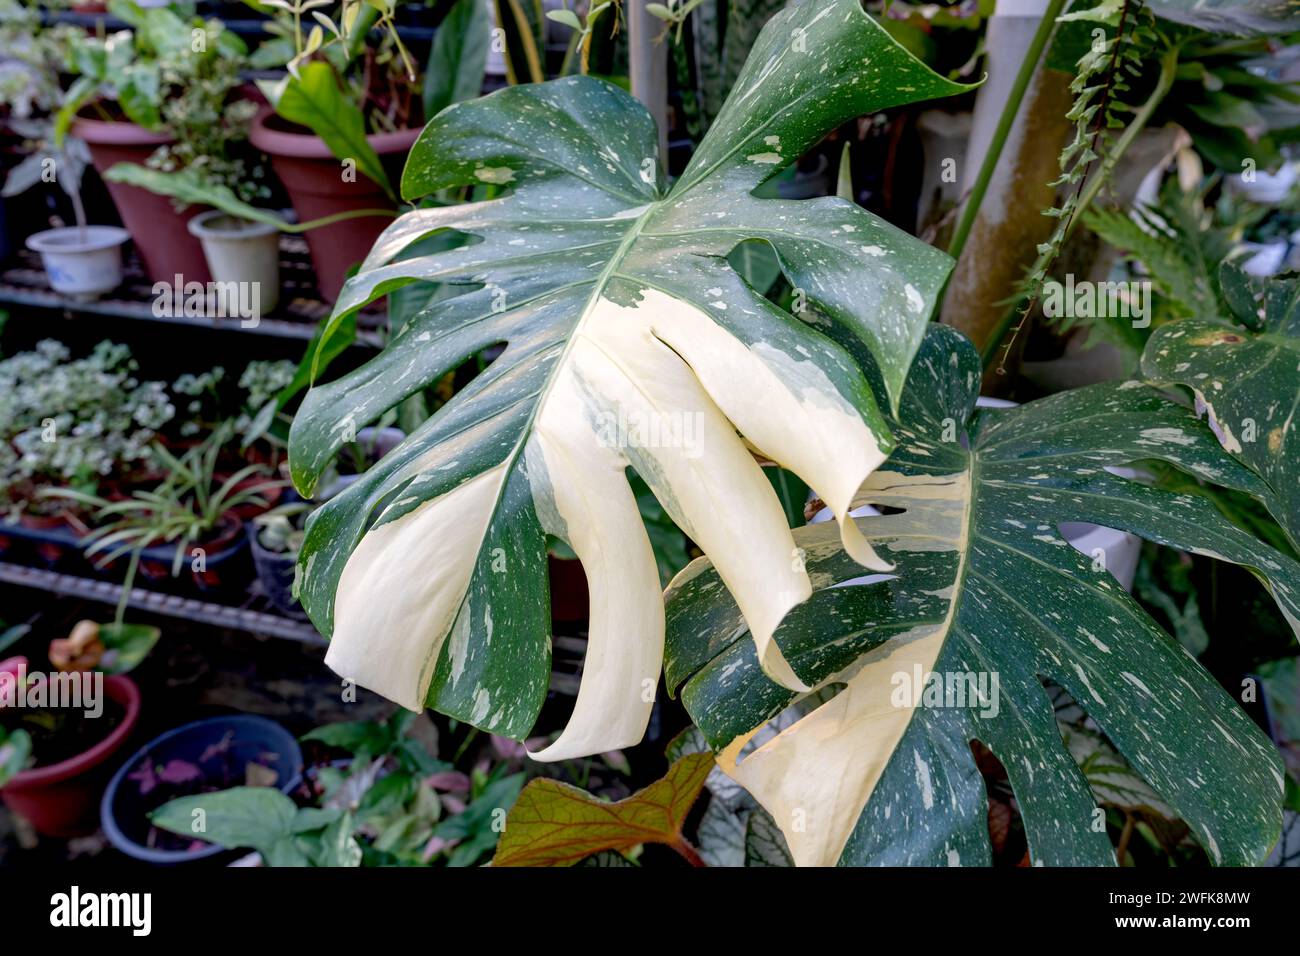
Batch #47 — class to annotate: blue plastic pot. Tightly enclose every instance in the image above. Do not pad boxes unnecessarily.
[101,714,302,864]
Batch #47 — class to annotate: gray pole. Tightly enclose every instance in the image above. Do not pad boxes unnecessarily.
[627,2,670,169]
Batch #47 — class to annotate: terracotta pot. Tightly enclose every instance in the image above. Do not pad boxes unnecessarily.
[71,118,211,285]
[249,109,418,302]
[1,675,141,837]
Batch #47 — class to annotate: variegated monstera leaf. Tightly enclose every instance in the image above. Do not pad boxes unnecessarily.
[287,0,970,759]
[664,325,1300,867]
[1141,264,1300,549]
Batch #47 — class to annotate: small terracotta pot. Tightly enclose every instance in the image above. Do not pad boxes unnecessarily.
[249,109,418,302]
[1,675,141,837]
[71,118,212,286]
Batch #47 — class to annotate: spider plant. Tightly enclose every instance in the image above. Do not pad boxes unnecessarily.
[42,424,284,624]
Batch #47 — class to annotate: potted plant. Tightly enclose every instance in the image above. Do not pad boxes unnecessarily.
[96,0,494,303]
[0,619,157,836]
[271,0,1300,872]
[54,0,261,284]
[0,2,92,255]
[146,712,528,867]
[0,339,174,562]
[245,0,428,300]
[44,420,285,592]
[2,115,130,297]
[100,713,302,863]
[249,501,311,615]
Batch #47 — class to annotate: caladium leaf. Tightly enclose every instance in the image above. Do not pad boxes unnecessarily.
[492,752,713,866]
[664,325,1299,867]
[1140,265,1300,549]
[288,0,971,757]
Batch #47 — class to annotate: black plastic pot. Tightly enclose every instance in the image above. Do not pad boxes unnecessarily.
[248,525,300,615]
[0,515,250,593]
[100,714,302,864]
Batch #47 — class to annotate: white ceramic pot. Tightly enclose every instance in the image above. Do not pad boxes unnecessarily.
[186,210,282,314]
[26,225,130,300]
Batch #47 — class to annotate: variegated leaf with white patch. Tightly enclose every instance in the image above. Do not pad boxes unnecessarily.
[287,0,971,758]
[665,325,1299,867]
[1141,265,1300,550]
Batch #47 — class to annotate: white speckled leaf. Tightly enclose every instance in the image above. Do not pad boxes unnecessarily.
[1141,266,1300,550]
[287,0,971,755]
[665,325,1297,867]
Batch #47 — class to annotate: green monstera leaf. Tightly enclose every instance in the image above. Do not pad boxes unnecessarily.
[1141,264,1300,549]
[664,325,1299,867]
[287,0,971,759]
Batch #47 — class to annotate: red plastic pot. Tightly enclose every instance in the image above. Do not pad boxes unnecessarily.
[1,674,141,837]
[71,118,211,286]
[249,109,418,302]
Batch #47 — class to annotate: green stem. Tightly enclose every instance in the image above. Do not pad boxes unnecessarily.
[282,206,400,234]
[980,43,1180,369]
[115,548,141,628]
[946,0,1068,262]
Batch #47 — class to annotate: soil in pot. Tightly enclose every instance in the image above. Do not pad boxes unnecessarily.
[71,118,211,285]
[122,730,282,854]
[249,109,418,302]
[1,696,126,769]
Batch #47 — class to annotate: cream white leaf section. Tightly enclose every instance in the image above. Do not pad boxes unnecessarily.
[720,627,948,868]
[328,463,510,711]
[551,290,812,692]
[524,391,663,761]
[643,288,892,573]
